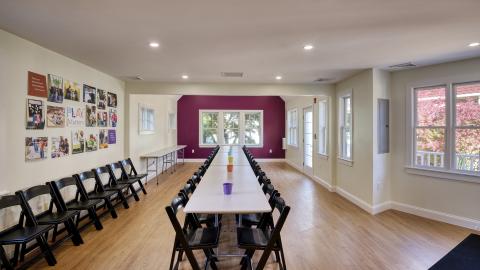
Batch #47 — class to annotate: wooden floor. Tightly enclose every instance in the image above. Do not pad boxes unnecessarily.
[30,162,474,270]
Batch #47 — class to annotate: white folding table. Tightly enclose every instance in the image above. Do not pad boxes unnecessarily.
[141,145,187,184]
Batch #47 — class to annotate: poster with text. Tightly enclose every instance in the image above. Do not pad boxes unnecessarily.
[97,111,108,127]
[108,129,116,144]
[47,74,63,103]
[26,99,45,129]
[83,84,96,104]
[47,105,65,128]
[99,129,108,149]
[25,137,48,161]
[66,107,85,126]
[28,71,47,98]
[51,136,69,158]
[86,104,97,127]
[64,80,81,101]
[97,89,107,110]
[107,92,117,108]
[71,130,85,154]
[109,108,117,127]
[86,133,98,152]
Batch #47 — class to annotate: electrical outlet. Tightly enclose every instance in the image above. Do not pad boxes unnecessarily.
[269,149,273,154]
[192,149,195,153]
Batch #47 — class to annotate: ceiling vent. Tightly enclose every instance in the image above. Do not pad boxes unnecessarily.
[389,62,417,69]
[221,72,244,78]
[314,78,332,83]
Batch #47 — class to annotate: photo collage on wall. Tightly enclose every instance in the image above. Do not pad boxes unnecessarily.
[25,71,118,161]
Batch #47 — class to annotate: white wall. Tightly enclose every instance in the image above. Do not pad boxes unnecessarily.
[284,90,336,189]
[127,94,178,180]
[0,29,125,195]
[391,57,480,221]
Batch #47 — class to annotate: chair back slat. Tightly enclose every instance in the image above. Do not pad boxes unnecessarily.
[0,195,22,210]
[20,185,51,202]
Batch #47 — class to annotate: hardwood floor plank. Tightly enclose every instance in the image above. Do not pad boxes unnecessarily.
[29,162,473,269]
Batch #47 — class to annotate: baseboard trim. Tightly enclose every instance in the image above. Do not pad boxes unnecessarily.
[183,158,206,162]
[335,186,374,214]
[390,201,480,231]
[312,176,335,192]
[255,158,286,162]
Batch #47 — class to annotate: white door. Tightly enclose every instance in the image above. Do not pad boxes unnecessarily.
[303,106,313,175]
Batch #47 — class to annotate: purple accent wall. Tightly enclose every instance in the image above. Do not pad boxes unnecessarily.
[177,95,285,159]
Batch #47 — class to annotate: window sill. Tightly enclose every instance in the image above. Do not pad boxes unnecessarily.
[337,158,353,167]
[405,166,480,184]
[317,154,329,160]
[139,131,155,135]
[287,144,298,149]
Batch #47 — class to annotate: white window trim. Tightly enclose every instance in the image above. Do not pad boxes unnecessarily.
[317,98,329,158]
[198,110,264,148]
[139,104,155,135]
[338,90,353,164]
[405,75,480,183]
[287,108,298,147]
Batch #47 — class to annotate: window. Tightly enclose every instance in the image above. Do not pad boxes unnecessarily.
[244,112,262,145]
[199,110,263,146]
[318,99,328,156]
[287,109,298,146]
[168,112,177,130]
[139,104,155,134]
[201,112,219,145]
[411,81,480,174]
[339,94,352,161]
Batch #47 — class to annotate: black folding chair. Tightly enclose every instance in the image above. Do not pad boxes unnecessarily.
[94,166,130,209]
[120,158,148,195]
[165,195,219,270]
[179,180,219,228]
[108,162,140,201]
[16,185,84,252]
[239,184,279,228]
[74,171,119,219]
[237,195,290,270]
[50,177,103,231]
[0,195,56,269]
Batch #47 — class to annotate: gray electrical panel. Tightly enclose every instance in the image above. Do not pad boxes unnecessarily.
[378,99,389,154]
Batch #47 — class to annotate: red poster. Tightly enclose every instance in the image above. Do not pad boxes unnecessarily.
[28,71,47,98]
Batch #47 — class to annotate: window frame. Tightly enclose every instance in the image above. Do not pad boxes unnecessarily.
[317,98,329,157]
[406,79,480,182]
[287,108,298,147]
[139,104,155,135]
[198,110,263,147]
[338,91,353,163]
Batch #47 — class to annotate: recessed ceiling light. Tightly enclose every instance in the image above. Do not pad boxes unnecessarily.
[303,44,314,51]
[181,75,189,79]
[468,42,480,47]
[275,75,283,80]
[149,42,159,48]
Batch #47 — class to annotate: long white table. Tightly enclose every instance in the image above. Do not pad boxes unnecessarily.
[209,149,251,166]
[184,146,270,215]
[141,145,187,184]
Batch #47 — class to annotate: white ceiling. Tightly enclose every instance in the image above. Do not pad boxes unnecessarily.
[1,0,479,84]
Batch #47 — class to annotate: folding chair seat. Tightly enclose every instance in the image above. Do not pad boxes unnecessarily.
[50,177,103,231]
[75,171,119,219]
[94,166,130,209]
[237,195,290,270]
[0,195,56,269]
[16,185,83,248]
[165,195,220,270]
[108,162,141,201]
[120,158,148,195]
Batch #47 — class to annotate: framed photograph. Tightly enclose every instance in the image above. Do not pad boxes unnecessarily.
[66,106,85,127]
[25,137,48,161]
[26,98,45,129]
[71,130,85,154]
[97,89,107,110]
[64,80,81,101]
[99,129,109,149]
[97,111,108,127]
[108,129,116,144]
[86,105,97,127]
[28,71,47,98]
[46,105,65,128]
[47,74,63,103]
[51,136,69,158]
[83,84,96,104]
[86,133,98,152]
[107,92,117,108]
[109,108,117,127]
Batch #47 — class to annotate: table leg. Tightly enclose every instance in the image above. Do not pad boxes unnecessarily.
[156,157,159,185]
[145,158,148,186]
[183,148,185,164]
